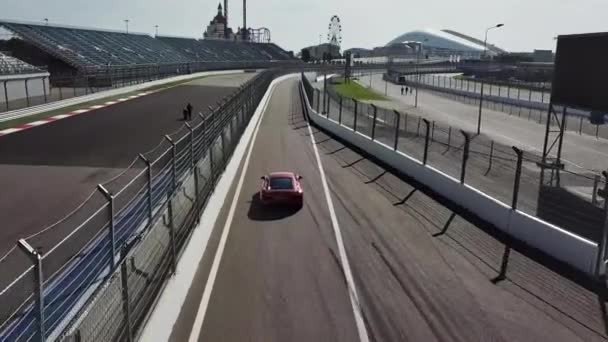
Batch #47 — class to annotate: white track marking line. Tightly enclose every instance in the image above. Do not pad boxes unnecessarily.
[25,120,48,126]
[306,116,370,341]
[51,114,71,119]
[71,109,89,114]
[187,76,279,342]
[0,128,23,134]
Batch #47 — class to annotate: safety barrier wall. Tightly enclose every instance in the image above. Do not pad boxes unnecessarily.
[299,74,598,276]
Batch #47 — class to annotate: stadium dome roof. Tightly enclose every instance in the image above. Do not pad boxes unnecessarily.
[386,29,505,54]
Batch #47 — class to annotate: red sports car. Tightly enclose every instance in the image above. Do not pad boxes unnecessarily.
[260,172,303,207]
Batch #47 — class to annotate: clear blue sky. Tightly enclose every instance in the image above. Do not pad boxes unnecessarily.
[2,0,607,53]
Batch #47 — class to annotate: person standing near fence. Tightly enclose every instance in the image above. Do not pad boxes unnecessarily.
[186,102,193,120]
[401,86,404,96]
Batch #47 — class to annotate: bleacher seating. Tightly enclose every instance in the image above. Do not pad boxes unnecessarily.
[0,20,294,75]
[0,21,191,70]
[0,51,41,75]
[157,36,291,62]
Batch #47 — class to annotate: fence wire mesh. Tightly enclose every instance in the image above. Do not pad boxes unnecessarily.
[311,73,606,253]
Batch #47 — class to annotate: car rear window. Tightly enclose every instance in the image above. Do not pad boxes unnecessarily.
[269,177,293,190]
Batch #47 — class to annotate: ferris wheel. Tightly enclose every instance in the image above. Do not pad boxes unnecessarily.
[327,15,342,47]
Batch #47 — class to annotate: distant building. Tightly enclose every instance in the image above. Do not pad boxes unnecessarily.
[204,3,236,40]
[383,28,506,59]
[302,43,340,60]
[533,49,554,63]
[343,48,372,58]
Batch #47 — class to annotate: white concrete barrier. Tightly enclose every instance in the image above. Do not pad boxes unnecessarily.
[299,80,599,275]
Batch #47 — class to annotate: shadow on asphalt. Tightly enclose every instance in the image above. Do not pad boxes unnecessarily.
[247,192,302,221]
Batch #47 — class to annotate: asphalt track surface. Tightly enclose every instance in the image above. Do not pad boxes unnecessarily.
[0,73,254,265]
[169,77,607,342]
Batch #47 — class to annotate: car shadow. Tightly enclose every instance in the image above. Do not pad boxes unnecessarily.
[247,192,302,221]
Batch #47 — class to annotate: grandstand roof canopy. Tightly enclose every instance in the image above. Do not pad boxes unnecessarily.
[386,29,505,54]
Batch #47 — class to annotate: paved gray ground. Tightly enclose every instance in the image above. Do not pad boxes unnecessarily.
[0,72,254,273]
[172,77,607,342]
[359,73,608,172]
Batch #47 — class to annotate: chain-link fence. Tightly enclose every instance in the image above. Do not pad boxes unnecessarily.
[309,79,606,248]
[0,69,275,342]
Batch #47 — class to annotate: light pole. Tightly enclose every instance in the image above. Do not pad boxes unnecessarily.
[414,39,428,108]
[477,23,504,135]
[154,25,159,37]
[124,19,130,34]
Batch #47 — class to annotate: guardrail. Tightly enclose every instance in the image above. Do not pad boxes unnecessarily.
[0,69,276,342]
[301,72,603,277]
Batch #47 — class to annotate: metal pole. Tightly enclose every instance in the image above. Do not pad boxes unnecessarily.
[316,89,320,112]
[594,171,608,279]
[488,141,494,172]
[477,81,484,135]
[422,119,430,165]
[166,191,178,274]
[42,77,48,103]
[18,239,45,342]
[25,79,30,107]
[120,258,134,342]
[165,135,177,191]
[97,184,117,267]
[417,117,421,137]
[393,110,400,151]
[371,105,378,140]
[138,154,154,223]
[3,81,8,111]
[185,123,195,169]
[353,99,358,131]
[322,73,327,114]
[460,131,470,184]
[511,147,524,210]
[447,126,452,150]
[592,175,600,206]
[339,96,343,124]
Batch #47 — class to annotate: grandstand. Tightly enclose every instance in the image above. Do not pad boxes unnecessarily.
[0,51,41,75]
[158,36,292,62]
[0,19,295,85]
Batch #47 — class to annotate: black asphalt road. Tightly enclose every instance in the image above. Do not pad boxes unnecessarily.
[0,73,254,258]
[172,78,606,341]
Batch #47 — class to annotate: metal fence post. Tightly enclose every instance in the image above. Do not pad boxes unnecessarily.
[185,122,195,169]
[511,147,524,210]
[166,191,178,274]
[322,73,327,114]
[592,175,600,206]
[138,154,154,223]
[120,258,134,342]
[97,185,117,267]
[353,99,358,131]
[25,79,30,107]
[18,239,45,342]
[431,121,435,142]
[3,80,8,111]
[594,171,608,279]
[371,104,378,140]
[326,93,331,117]
[447,126,452,150]
[316,89,320,112]
[164,135,177,191]
[393,110,400,150]
[460,131,470,184]
[416,117,421,137]
[339,96,343,124]
[488,141,494,173]
[422,119,430,165]
[42,77,48,103]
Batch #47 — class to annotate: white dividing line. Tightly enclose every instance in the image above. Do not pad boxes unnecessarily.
[89,105,105,109]
[0,128,23,135]
[306,121,370,342]
[25,120,48,126]
[186,75,285,342]
[51,114,71,120]
[71,109,89,114]
[104,101,117,105]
